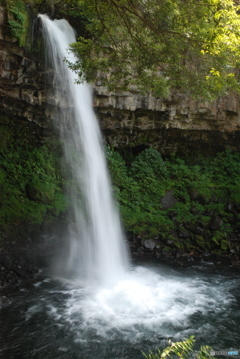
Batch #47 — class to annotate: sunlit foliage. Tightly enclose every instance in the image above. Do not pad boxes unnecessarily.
[68,0,240,99]
[142,335,215,359]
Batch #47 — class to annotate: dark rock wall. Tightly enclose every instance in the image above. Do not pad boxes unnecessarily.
[0,10,48,141]
[94,85,240,155]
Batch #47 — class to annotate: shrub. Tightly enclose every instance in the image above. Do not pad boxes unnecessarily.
[106,147,240,253]
[142,336,215,359]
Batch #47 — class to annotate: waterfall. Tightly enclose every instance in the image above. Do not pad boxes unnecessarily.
[39,14,129,285]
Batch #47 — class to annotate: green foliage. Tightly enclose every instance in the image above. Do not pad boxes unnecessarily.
[142,336,215,359]
[131,148,168,179]
[56,0,88,18]
[106,147,173,238]
[0,123,67,232]
[68,0,240,99]
[106,146,240,253]
[211,150,240,184]
[0,144,66,226]
[106,146,129,189]
[7,0,29,47]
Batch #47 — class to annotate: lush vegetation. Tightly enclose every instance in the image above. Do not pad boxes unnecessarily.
[106,146,240,254]
[67,0,240,99]
[0,116,67,235]
[142,336,215,359]
[4,0,78,48]
[5,0,240,98]
[5,0,29,47]
[2,114,239,255]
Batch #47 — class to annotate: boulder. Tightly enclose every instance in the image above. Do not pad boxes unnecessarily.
[143,239,156,250]
[210,216,222,230]
[160,190,177,210]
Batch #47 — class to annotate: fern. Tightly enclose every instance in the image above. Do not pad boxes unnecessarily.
[142,336,216,359]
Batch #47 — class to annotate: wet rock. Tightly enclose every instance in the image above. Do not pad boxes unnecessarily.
[185,222,205,235]
[194,226,204,235]
[160,190,177,210]
[220,239,228,251]
[226,202,237,214]
[178,226,189,238]
[188,189,199,201]
[168,211,177,219]
[190,206,202,216]
[143,239,156,250]
[197,195,208,205]
[229,216,237,225]
[230,256,240,266]
[210,216,222,230]
[195,235,206,250]
[167,239,174,247]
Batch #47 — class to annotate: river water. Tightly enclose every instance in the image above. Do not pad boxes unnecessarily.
[1,259,239,359]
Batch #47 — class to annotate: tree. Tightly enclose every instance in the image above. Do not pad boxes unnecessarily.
[67,0,240,99]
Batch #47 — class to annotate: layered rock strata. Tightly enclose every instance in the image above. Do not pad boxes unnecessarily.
[94,85,240,154]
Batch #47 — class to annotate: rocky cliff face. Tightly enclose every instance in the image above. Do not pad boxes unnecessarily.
[94,85,240,154]
[0,6,53,142]
[1,7,240,154]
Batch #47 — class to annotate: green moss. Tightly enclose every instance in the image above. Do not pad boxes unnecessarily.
[6,0,29,47]
[162,246,172,253]
[220,239,229,251]
[195,235,209,250]
[171,238,185,250]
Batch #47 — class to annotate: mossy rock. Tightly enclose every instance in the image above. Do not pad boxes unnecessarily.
[162,245,172,253]
[195,235,210,250]
[6,0,29,47]
[220,239,229,251]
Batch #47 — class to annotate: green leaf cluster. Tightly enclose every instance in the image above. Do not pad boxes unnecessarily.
[68,0,240,99]
[142,336,215,359]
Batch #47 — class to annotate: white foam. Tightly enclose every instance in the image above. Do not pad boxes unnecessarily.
[57,266,233,341]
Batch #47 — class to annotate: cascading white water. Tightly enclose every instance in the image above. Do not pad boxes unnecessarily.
[39,15,128,285]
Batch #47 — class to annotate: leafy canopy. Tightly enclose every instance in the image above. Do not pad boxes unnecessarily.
[68,0,240,99]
